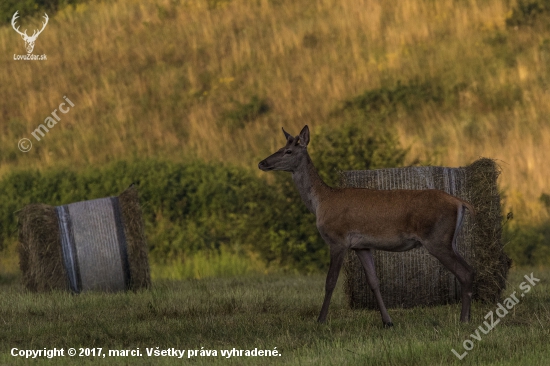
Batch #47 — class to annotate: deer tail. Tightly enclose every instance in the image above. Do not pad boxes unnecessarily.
[452,198,475,253]
[460,199,476,219]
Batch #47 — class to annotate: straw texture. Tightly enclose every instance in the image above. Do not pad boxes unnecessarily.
[18,186,150,292]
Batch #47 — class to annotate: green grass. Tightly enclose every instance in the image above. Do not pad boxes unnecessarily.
[150,246,268,280]
[0,268,548,365]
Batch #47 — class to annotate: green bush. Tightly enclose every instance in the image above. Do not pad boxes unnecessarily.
[309,118,409,186]
[0,0,88,25]
[506,0,550,27]
[503,223,550,266]
[220,95,270,129]
[338,79,464,117]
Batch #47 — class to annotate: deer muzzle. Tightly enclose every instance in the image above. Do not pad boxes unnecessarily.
[258,160,272,171]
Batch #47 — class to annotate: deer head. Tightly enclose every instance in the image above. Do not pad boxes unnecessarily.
[258,125,311,173]
[11,11,49,54]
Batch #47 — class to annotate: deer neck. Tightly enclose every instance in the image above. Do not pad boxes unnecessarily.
[292,153,330,214]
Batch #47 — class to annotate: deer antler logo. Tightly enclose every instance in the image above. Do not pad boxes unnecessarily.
[11,11,49,54]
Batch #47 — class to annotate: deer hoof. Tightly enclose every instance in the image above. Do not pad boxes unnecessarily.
[384,322,394,328]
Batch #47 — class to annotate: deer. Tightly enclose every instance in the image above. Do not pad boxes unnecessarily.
[11,11,49,54]
[258,125,475,327]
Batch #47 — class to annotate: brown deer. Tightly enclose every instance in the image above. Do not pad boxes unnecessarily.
[258,125,475,327]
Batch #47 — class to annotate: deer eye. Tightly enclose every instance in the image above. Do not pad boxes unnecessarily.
[284,150,292,154]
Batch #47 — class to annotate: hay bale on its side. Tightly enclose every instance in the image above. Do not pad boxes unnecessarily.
[18,186,151,292]
[340,158,510,309]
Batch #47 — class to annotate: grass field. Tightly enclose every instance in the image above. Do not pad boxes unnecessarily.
[0,267,548,365]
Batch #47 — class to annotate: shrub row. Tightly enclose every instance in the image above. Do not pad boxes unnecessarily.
[0,120,547,269]
[0,121,407,272]
[0,159,322,270]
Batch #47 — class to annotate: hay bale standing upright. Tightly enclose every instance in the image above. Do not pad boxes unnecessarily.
[18,186,151,292]
[341,158,510,309]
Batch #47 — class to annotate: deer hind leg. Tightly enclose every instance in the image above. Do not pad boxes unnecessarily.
[426,207,475,322]
[355,249,393,327]
[428,246,474,322]
[317,244,346,323]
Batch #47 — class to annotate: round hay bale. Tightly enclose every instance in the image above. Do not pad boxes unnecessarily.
[340,158,510,309]
[118,186,151,291]
[18,186,151,292]
[18,204,66,292]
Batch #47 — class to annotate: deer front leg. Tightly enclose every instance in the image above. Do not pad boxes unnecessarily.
[355,249,393,327]
[317,244,346,323]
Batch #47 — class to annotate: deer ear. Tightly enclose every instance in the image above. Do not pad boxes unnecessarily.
[299,125,310,146]
[282,127,292,141]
